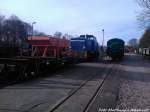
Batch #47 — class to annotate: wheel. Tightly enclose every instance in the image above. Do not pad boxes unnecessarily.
[17,62,39,81]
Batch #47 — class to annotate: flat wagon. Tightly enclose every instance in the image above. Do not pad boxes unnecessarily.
[0,36,70,80]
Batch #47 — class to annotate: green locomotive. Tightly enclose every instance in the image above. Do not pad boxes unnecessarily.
[107,38,125,60]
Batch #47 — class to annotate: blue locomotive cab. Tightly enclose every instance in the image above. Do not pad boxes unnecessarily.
[70,35,99,60]
[70,37,86,51]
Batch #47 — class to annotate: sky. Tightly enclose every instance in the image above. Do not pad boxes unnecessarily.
[0,0,144,45]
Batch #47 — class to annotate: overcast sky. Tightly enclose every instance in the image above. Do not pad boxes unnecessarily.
[0,0,144,44]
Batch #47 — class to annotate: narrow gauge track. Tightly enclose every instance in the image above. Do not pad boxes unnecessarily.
[47,63,116,112]
[84,64,119,112]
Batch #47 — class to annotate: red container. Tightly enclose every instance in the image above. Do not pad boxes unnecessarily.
[28,36,70,58]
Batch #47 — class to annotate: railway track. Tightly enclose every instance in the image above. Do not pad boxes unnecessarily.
[45,63,116,112]
[0,62,117,112]
[84,64,119,112]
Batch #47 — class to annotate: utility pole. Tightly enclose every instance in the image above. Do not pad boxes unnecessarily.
[31,22,36,57]
[31,22,36,40]
[102,29,104,47]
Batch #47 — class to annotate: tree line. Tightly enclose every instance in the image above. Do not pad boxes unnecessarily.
[0,14,74,48]
[127,0,150,48]
[0,14,47,47]
[137,0,150,47]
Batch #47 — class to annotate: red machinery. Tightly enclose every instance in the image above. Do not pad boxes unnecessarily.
[28,36,70,58]
[0,36,71,80]
[0,36,82,80]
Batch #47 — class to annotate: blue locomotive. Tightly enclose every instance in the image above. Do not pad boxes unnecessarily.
[70,35,99,60]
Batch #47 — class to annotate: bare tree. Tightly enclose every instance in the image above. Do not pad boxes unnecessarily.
[64,34,73,39]
[0,15,5,41]
[137,0,150,47]
[137,0,150,28]
[2,15,27,46]
[0,15,33,47]
[139,28,150,47]
[33,30,46,36]
[137,0,150,9]
[54,31,62,38]
[128,38,138,48]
